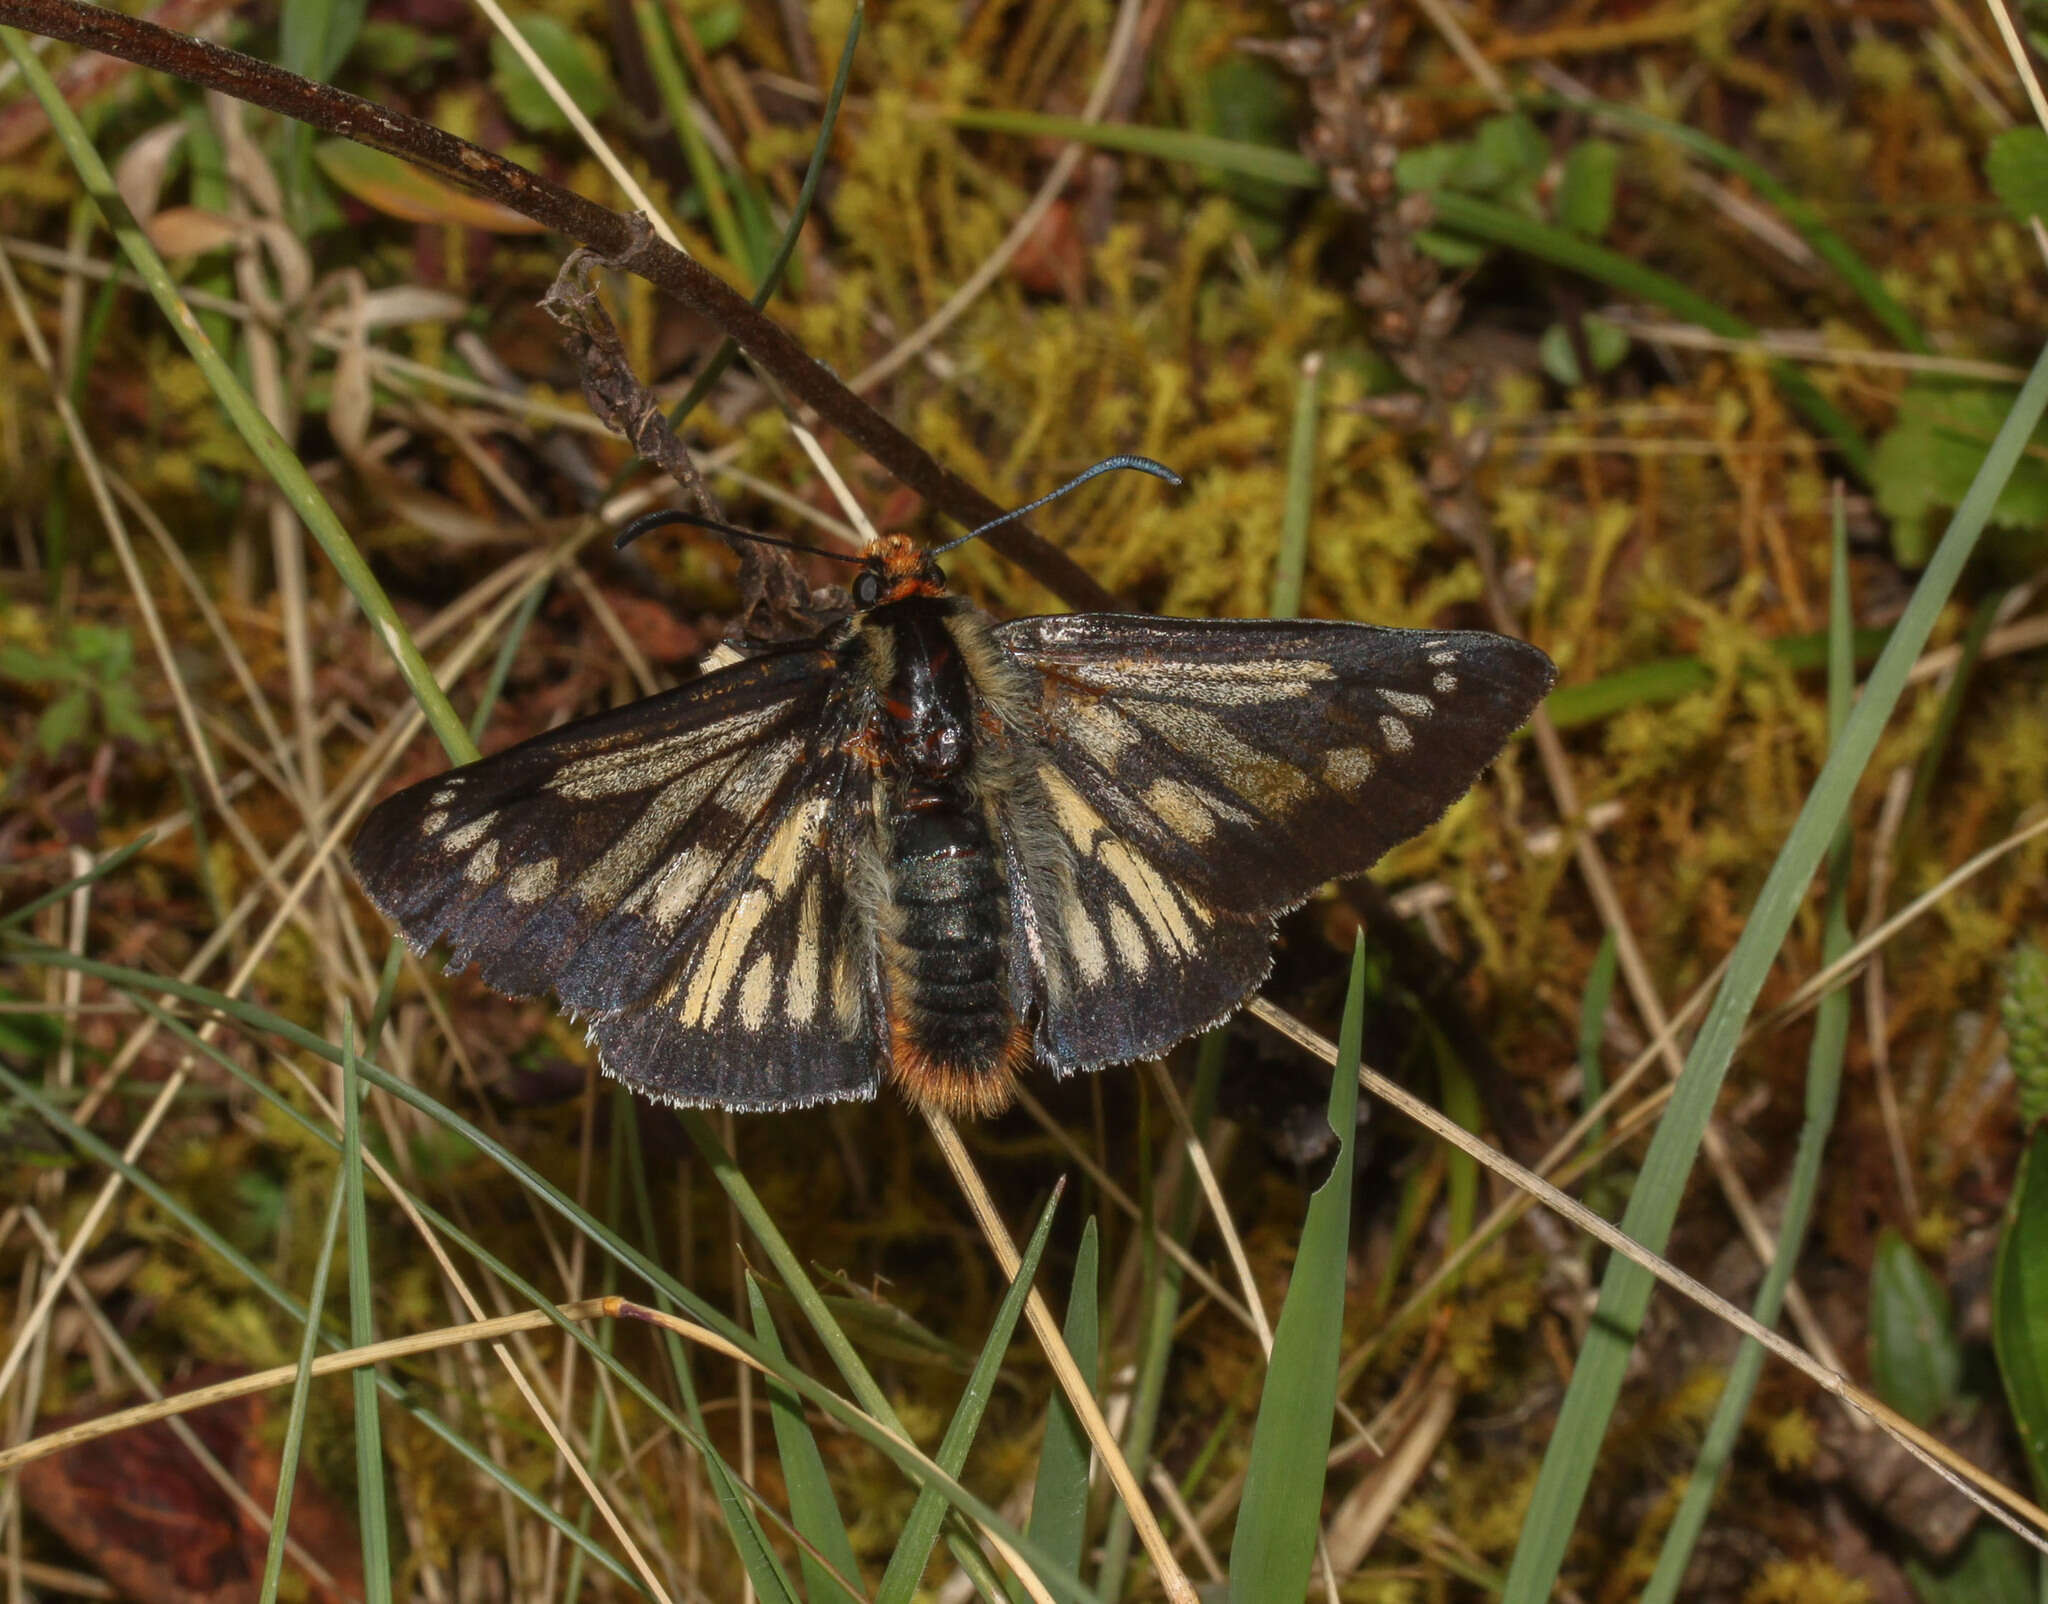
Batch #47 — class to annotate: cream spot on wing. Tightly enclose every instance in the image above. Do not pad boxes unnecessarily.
[1061,698,1142,763]
[430,787,458,806]
[444,812,499,852]
[1072,658,1334,705]
[787,882,822,1023]
[549,706,786,799]
[464,838,500,884]
[1433,672,1459,693]
[1423,638,1450,648]
[739,954,776,1030]
[678,889,767,1027]
[1383,690,1434,718]
[421,810,450,836]
[1427,650,1458,665]
[1323,747,1375,789]
[1108,906,1149,970]
[1144,778,1218,843]
[507,857,558,903]
[830,943,861,1027]
[1125,702,1310,808]
[1061,897,1109,983]
[1379,716,1412,752]
[755,795,827,893]
[1040,765,1106,852]
[576,775,696,906]
[647,844,723,929]
[1099,840,1197,955]
[718,734,804,822]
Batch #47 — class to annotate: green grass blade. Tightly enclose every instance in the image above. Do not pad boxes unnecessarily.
[1994,1126,2048,1498]
[1269,353,1322,620]
[4,948,1106,1604]
[632,0,752,276]
[1026,1217,1099,1576]
[1639,493,1860,1603]
[749,1278,865,1604]
[877,1184,1064,1604]
[1500,338,2048,1603]
[1228,937,1364,1599]
[342,1010,394,1601]
[943,109,1323,188]
[0,26,476,767]
[258,1177,349,1604]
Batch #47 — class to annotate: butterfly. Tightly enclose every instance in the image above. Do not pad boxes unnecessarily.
[350,458,1555,1117]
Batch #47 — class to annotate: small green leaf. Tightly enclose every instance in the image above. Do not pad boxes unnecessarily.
[1987,127,2048,223]
[1994,1124,2048,1498]
[1868,1228,1964,1428]
[36,689,93,756]
[488,13,616,135]
[1556,138,1619,237]
[351,19,457,75]
[1907,1524,2036,1604]
[686,0,742,50]
[1229,938,1364,1599]
[1872,382,2048,563]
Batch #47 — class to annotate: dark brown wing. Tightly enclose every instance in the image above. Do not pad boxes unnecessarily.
[993,613,1554,1070]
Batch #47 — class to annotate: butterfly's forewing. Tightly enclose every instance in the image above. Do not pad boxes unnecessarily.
[351,645,855,1023]
[996,613,1555,1069]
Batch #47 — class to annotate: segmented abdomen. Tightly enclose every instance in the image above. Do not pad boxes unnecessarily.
[881,794,1027,1115]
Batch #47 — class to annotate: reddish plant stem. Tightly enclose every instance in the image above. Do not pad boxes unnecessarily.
[0,0,1120,612]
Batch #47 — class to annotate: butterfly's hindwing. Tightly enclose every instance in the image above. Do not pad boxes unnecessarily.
[999,613,1556,920]
[587,757,886,1110]
[987,613,1555,1072]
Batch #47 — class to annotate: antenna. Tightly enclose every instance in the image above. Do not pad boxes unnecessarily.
[614,508,864,564]
[928,455,1182,555]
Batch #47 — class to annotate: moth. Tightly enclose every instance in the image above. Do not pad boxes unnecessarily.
[351,459,1555,1117]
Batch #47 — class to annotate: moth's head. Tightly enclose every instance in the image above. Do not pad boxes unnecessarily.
[853,534,945,610]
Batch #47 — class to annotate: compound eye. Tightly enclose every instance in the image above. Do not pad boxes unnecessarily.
[852,570,882,609]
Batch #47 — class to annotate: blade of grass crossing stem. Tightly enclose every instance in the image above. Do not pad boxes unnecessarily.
[1229,937,1364,1600]
[632,0,752,277]
[0,834,152,930]
[1026,1218,1100,1581]
[1639,491,1861,1604]
[342,1010,393,1600]
[257,1179,348,1604]
[0,28,476,767]
[748,1278,865,1604]
[0,947,1105,1604]
[1269,353,1322,620]
[0,1031,650,1593]
[661,2,862,436]
[1501,342,2048,1604]
[1096,1032,1223,1601]
[876,1184,1065,1604]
